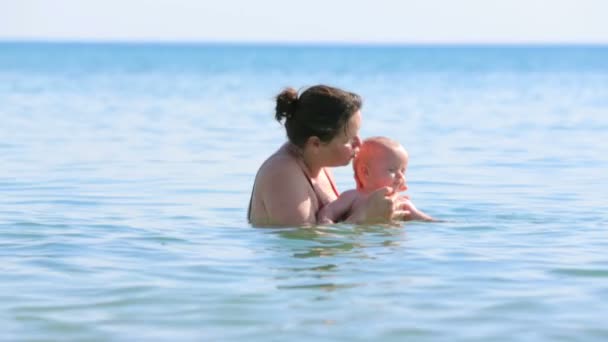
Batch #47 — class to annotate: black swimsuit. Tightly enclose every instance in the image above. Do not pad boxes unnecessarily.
[247,151,339,222]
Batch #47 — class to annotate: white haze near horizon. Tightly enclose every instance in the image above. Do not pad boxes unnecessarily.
[1,0,607,44]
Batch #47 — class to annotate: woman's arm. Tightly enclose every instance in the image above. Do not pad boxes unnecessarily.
[317,190,358,224]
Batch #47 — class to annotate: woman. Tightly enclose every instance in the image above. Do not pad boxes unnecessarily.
[248,85,408,227]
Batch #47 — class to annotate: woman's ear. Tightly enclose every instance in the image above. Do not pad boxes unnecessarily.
[306,136,322,152]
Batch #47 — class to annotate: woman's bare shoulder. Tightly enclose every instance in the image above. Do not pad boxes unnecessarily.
[257,148,301,180]
[251,146,317,226]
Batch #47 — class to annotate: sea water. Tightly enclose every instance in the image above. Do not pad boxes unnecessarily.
[1,42,607,341]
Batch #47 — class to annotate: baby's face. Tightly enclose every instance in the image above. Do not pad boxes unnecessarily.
[365,146,409,192]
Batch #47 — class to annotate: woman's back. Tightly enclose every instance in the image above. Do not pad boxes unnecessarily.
[248,144,338,227]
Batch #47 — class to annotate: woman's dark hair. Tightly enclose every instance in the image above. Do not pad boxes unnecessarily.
[275,85,362,148]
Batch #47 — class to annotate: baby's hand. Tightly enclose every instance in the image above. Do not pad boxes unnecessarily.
[396,196,435,222]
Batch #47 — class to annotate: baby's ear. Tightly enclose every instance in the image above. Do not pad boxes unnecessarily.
[362,163,370,177]
[359,164,371,188]
[354,161,368,190]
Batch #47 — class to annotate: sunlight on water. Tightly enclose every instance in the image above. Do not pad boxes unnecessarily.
[1,43,607,341]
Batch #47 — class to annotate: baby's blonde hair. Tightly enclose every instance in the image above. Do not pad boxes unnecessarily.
[353,136,404,190]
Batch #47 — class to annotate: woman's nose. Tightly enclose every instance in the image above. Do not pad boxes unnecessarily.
[353,136,361,149]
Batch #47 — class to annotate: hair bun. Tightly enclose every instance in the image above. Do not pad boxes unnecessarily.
[275,87,299,123]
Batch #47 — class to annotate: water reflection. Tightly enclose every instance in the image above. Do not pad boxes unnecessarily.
[269,224,408,258]
[262,224,410,292]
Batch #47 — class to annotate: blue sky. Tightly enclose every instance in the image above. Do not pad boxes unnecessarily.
[1,0,607,44]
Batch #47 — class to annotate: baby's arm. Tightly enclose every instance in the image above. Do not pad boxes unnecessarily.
[398,196,435,221]
[317,190,359,224]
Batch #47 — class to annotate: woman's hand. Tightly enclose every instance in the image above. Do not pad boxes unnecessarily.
[347,187,401,224]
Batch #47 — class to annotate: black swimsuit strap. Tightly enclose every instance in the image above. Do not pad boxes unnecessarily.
[248,143,334,222]
[287,145,327,209]
[301,164,326,209]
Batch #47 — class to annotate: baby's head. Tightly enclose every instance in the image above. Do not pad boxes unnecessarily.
[353,137,409,193]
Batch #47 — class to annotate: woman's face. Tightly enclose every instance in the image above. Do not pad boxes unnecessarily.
[323,110,362,167]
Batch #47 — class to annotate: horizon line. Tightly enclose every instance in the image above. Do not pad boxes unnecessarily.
[1,38,607,48]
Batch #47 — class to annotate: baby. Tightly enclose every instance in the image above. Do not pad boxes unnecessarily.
[318,136,434,224]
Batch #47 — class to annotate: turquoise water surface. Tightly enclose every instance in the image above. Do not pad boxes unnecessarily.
[1,42,608,341]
